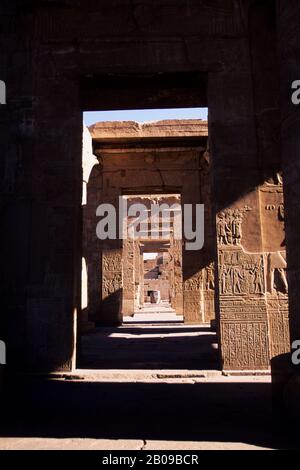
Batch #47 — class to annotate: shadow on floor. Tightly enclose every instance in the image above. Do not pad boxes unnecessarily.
[1,377,299,449]
[78,326,218,370]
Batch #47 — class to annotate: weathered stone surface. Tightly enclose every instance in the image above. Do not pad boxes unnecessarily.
[84,120,214,325]
[0,1,295,399]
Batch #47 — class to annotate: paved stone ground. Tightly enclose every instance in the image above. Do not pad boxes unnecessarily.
[123,301,184,324]
[0,311,298,450]
[79,302,215,370]
[0,437,271,450]
[78,325,217,370]
[0,372,296,450]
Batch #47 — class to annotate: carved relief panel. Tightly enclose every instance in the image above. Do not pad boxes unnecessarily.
[218,249,265,297]
[102,250,122,299]
[259,174,290,358]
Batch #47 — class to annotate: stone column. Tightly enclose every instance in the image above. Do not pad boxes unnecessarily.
[101,244,123,325]
[97,189,123,325]
[208,64,271,370]
[209,2,291,372]
[170,239,183,315]
[122,239,136,317]
[202,262,215,324]
[182,168,204,324]
[0,66,82,371]
[259,178,290,359]
[277,2,300,345]
[134,241,141,310]
[275,1,300,413]
[81,126,98,333]
[140,252,145,307]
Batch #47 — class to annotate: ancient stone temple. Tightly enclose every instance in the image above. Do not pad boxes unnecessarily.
[82,120,214,325]
[1,1,300,423]
[82,119,290,371]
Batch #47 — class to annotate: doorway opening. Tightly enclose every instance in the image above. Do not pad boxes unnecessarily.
[78,107,218,372]
[121,192,183,325]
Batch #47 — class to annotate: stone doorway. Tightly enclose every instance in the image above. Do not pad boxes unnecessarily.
[121,193,184,323]
[79,117,219,372]
[82,119,214,330]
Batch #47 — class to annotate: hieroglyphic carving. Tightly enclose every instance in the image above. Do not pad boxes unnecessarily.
[219,249,265,296]
[122,239,136,314]
[266,251,288,294]
[103,274,122,297]
[184,272,202,291]
[218,245,269,370]
[221,321,269,369]
[267,294,290,358]
[102,251,122,299]
[220,297,268,321]
[174,276,183,293]
[103,252,122,272]
[265,250,290,358]
[169,239,183,314]
[264,203,285,222]
[202,262,215,323]
[205,263,215,290]
[259,170,290,358]
[217,206,252,246]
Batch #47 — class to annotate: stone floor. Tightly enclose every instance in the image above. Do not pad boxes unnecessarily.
[123,301,184,324]
[0,371,297,450]
[0,307,299,450]
[78,303,216,370]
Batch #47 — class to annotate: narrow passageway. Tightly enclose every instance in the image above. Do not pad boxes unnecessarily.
[78,302,218,371]
[124,301,183,324]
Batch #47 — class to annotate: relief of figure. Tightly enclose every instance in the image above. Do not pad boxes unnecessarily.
[217,213,230,245]
[186,274,202,291]
[225,210,234,245]
[206,265,215,290]
[232,265,244,294]
[217,207,250,247]
[251,264,264,294]
[232,210,243,245]
[267,252,288,294]
[220,264,232,294]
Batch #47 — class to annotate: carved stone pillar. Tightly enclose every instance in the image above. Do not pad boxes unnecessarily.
[96,187,123,324]
[101,246,123,325]
[208,66,271,370]
[170,239,183,315]
[182,156,204,324]
[140,252,145,307]
[202,262,215,323]
[217,210,269,370]
[122,239,135,316]
[134,241,141,310]
[182,226,203,323]
[259,177,290,359]
[277,1,300,346]
[273,1,300,415]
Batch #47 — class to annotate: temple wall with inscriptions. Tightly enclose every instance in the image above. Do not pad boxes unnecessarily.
[216,175,290,370]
